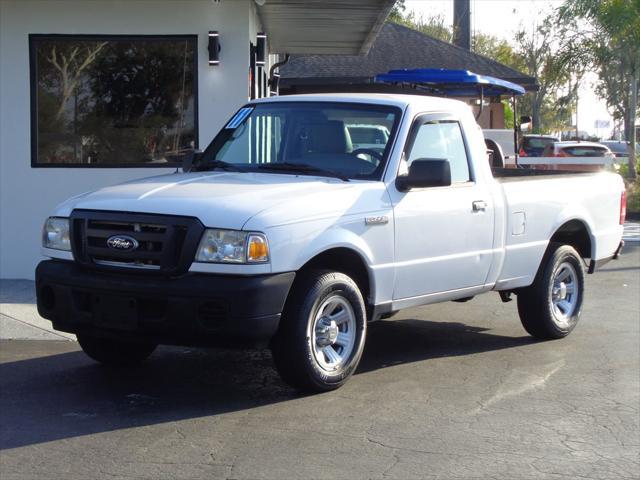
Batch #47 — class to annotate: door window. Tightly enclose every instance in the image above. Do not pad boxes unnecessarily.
[407,120,471,183]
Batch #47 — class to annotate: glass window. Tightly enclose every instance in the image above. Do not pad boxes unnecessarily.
[200,102,401,180]
[30,35,197,167]
[407,120,470,183]
[562,146,608,157]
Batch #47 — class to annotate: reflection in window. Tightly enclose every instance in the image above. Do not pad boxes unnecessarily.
[408,121,470,183]
[31,35,197,166]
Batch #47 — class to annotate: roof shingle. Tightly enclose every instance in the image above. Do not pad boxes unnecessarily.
[280,22,537,90]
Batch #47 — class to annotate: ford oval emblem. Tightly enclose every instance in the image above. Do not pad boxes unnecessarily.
[106,235,139,251]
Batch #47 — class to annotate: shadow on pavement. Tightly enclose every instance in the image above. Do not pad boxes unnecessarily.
[0,318,534,450]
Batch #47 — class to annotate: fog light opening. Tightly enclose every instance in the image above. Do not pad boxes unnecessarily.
[40,285,56,311]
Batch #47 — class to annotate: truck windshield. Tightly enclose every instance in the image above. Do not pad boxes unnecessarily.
[199,102,401,180]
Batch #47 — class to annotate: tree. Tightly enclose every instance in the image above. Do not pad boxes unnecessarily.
[560,0,640,179]
[387,3,578,133]
[388,0,406,23]
[46,42,107,120]
[510,17,584,134]
[389,11,452,42]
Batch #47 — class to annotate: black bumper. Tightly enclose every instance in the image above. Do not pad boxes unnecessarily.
[588,240,624,274]
[36,260,295,347]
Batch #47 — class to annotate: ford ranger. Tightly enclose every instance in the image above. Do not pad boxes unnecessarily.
[36,94,626,391]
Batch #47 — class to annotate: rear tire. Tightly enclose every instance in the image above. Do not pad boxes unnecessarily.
[271,270,367,392]
[77,334,157,367]
[517,243,585,339]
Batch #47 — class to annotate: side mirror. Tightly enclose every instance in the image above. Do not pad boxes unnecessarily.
[396,159,451,191]
[182,150,204,173]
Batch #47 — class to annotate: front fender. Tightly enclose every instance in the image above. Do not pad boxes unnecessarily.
[266,214,395,305]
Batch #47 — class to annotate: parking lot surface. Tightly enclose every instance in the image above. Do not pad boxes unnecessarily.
[1,245,638,480]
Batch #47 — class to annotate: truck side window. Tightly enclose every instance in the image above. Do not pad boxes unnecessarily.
[407,121,471,183]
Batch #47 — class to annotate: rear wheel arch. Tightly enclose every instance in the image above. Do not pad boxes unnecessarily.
[549,219,593,262]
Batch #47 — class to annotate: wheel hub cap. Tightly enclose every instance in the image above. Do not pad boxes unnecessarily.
[553,282,568,300]
[310,295,357,372]
[551,262,579,325]
[315,317,339,347]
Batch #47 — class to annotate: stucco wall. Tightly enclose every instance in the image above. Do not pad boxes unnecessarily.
[0,0,260,279]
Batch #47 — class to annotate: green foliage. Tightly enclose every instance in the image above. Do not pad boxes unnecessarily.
[623,173,640,212]
[559,0,640,178]
[388,1,452,43]
[388,0,406,23]
[502,100,514,129]
[473,33,524,72]
[387,2,579,134]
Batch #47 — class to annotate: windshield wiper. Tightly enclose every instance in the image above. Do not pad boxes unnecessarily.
[257,163,350,182]
[196,160,244,172]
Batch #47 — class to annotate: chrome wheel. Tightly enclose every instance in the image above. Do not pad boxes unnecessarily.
[311,295,356,372]
[551,261,579,326]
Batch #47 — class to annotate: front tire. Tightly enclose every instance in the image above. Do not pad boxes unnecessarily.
[77,334,157,367]
[271,270,367,392]
[517,243,585,339]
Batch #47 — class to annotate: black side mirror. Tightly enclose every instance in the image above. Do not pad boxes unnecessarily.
[182,150,204,173]
[396,159,451,191]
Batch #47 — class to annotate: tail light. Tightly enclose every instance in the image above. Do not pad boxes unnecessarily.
[620,190,627,225]
[519,147,527,157]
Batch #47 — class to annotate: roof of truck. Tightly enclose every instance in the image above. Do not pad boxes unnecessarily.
[250,93,469,111]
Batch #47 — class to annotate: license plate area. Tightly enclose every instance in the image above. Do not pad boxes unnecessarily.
[92,294,138,329]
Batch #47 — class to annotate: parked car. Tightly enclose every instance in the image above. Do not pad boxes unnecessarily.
[541,141,615,158]
[519,134,559,157]
[600,140,639,159]
[36,94,626,392]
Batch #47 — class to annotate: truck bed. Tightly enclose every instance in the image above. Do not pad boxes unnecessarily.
[491,168,596,182]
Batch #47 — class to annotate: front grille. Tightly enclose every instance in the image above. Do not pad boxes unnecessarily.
[70,210,204,275]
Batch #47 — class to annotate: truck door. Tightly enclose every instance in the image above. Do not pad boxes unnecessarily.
[389,113,494,300]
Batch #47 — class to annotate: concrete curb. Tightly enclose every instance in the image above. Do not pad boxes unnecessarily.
[0,280,76,341]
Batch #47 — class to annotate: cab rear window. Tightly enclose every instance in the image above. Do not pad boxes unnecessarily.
[524,137,555,149]
[562,147,607,157]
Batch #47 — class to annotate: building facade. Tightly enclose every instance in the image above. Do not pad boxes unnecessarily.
[0,0,394,279]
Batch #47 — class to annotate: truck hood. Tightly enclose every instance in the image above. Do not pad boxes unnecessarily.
[55,171,387,230]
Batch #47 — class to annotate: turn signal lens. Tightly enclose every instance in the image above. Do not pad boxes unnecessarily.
[195,229,269,264]
[247,234,269,263]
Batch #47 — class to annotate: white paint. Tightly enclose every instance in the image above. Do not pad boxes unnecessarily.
[42,94,625,308]
[0,0,263,279]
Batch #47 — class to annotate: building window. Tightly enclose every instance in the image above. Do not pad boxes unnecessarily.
[30,35,198,167]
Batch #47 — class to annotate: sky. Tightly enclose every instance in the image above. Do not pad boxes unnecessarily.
[404,0,615,137]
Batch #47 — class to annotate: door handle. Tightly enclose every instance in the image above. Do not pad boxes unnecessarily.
[472,200,487,212]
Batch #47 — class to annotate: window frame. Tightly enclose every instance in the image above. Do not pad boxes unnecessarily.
[29,33,199,168]
[401,113,475,187]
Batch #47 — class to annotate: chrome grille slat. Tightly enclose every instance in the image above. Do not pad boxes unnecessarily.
[92,259,162,270]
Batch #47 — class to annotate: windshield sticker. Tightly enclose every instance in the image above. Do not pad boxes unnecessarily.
[226,107,254,129]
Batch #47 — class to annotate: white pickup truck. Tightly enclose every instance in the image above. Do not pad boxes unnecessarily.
[36,94,626,392]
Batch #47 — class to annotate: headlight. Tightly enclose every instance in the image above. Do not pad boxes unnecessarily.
[195,229,269,263]
[43,217,71,251]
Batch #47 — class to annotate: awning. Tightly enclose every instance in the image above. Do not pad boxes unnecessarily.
[375,68,526,96]
[256,0,396,55]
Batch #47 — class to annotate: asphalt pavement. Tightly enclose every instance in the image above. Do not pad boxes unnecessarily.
[1,243,638,479]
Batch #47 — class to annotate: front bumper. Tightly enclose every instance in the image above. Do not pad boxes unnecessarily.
[36,260,295,347]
